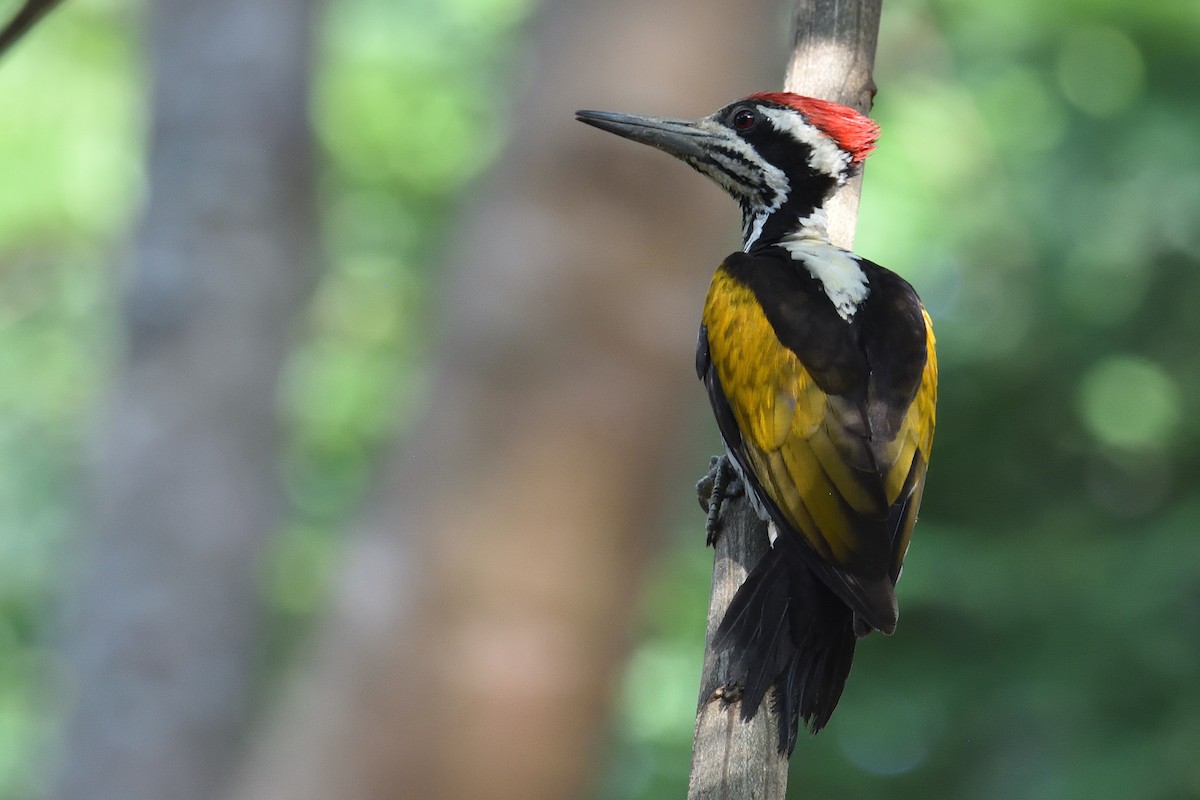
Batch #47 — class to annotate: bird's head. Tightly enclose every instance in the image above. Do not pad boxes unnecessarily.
[577,93,879,250]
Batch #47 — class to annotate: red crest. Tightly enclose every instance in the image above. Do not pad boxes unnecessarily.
[749,92,880,164]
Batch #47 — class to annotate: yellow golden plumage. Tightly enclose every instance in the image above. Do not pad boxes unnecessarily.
[702,259,937,629]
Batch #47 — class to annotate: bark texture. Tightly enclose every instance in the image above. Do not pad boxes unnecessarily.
[687,467,787,800]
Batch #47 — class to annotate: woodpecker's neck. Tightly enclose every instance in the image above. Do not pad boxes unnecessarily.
[747,198,870,322]
[741,182,835,252]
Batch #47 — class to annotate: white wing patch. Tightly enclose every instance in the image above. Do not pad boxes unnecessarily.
[779,229,869,320]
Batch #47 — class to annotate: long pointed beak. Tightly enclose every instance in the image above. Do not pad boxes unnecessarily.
[575,109,711,160]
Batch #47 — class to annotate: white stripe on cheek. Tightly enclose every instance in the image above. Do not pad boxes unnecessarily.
[693,117,790,210]
[758,106,851,182]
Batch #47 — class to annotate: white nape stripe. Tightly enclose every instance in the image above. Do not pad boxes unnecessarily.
[794,207,830,236]
[758,106,852,183]
[779,223,869,321]
[743,212,768,251]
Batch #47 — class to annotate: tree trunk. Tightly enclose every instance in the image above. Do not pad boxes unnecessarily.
[51,1,317,798]
[685,1,883,797]
[785,0,882,250]
[228,0,777,798]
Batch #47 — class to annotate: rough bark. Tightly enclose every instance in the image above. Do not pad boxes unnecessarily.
[227,0,776,798]
[685,1,883,798]
[687,467,786,800]
[51,1,317,798]
[785,0,883,251]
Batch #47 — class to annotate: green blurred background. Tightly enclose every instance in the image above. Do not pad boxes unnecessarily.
[0,0,1198,797]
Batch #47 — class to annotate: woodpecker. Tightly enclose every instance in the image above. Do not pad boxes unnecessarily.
[577,93,937,754]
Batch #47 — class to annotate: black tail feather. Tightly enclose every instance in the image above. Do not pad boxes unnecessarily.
[713,545,858,755]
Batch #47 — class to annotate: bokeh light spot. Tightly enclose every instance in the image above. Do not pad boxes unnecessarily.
[1057,26,1144,117]
[977,66,1067,157]
[1078,356,1180,449]
[835,691,943,776]
[620,643,697,742]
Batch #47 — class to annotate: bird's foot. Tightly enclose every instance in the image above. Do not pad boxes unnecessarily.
[696,454,744,546]
[711,681,744,706]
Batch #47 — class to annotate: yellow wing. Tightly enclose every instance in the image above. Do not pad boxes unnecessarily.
[880,308,937,580]
[702,266,937,623]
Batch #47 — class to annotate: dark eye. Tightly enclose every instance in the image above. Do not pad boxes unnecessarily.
[732,108,757,131]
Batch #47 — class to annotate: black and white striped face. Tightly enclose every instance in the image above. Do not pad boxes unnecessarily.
[691,100,859,246]
[679,108,792,214]
[689,100,856,204]
[577,95,872,249]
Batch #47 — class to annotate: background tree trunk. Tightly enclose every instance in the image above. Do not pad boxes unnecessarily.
[0,0,64,59]
[228,0,777,798]
[51,0,317,798]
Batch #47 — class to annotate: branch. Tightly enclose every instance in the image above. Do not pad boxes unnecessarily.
[785,0,882,250]
[0,0,64,61]
[687,467,785,800]
[685,2,882,798]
